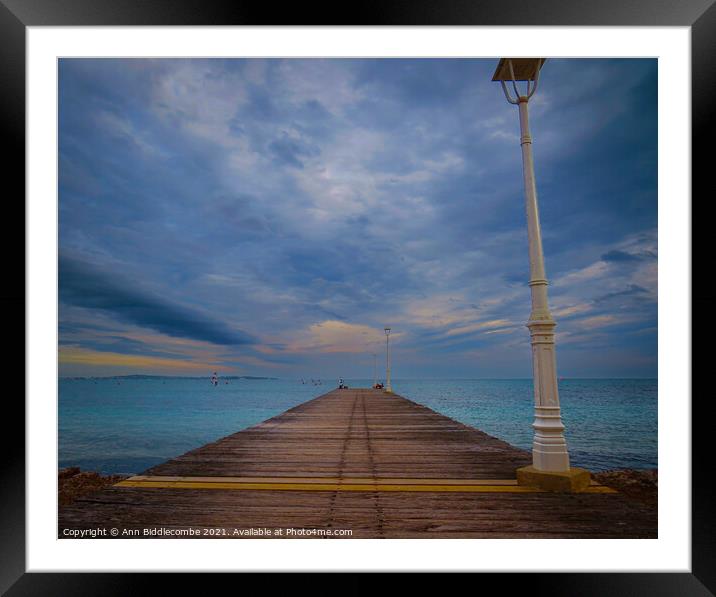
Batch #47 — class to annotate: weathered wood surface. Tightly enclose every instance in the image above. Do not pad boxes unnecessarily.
[58,388,657,538]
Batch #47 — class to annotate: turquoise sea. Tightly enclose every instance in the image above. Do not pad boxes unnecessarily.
[58,377,657,475]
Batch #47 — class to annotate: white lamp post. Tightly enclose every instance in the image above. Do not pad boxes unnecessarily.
[493,58,589,491]
[384,327,392,392]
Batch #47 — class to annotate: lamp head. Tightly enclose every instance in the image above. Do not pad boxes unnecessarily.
[492,58,545,82]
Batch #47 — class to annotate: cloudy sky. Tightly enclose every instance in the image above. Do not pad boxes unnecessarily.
[58,58,657,379]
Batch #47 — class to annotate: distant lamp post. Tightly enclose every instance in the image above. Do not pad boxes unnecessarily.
[384,327,392,392]
[372,352,378,389]
[493,58,589,491]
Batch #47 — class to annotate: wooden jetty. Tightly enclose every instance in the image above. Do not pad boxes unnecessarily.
[58,389,656,538]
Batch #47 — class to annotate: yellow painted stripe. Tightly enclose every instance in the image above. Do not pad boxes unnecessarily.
[116,479,617,494]
[116,480,541,492]
[124,475,520,486]
[124,475,604,487]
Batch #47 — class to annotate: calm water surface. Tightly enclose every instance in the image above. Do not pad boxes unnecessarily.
[59,377,657,474]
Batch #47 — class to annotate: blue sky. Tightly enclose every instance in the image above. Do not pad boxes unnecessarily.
[58,58,657,379]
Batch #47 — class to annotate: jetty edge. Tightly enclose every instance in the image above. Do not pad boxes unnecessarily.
[58,388,656,538]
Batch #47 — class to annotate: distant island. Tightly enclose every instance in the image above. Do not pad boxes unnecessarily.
[60,375,278,380]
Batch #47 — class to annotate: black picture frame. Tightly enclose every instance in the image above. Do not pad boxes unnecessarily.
[3,0,711,593]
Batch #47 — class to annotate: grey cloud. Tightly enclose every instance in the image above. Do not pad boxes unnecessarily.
[268,132,320,169]
[601,249,657,263]
[594,284,651,304]
[59,254,256,346]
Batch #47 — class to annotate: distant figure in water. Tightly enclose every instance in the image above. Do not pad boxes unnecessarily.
[211,372,218,386]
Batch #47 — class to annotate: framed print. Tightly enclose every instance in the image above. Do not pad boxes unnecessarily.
[4,0,712,593]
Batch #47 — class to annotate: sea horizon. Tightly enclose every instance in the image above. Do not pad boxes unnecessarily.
[58,374,658,380]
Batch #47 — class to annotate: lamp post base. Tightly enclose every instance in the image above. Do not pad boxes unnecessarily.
[516,465,591,493]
